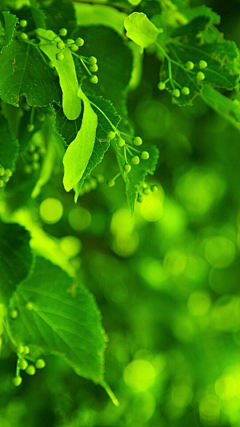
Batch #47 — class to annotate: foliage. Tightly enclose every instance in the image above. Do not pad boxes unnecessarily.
[0,0,240,425]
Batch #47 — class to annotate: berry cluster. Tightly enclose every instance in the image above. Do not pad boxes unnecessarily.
[0,165,12,190]
[78,174,105,196]
[158,58,208,99]
[53,28,99,85]
[137,183,158,203]
[23,139,46,175]
[12,344,46,387]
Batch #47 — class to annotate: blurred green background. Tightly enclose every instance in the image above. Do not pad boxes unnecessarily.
[1,0,240,426]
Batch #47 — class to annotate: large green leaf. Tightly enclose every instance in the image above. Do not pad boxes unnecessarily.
[0,40,61,107]
[124,12,160,51]
[63,88,98,192]
[36,29,82,121]
[0,11,18,52]
[0,114,19,169]
[9,257,106,383]
[73,26,133,116]
[0,222,33,305]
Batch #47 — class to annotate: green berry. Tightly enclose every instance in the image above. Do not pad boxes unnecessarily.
[76,37,84,47]
[10,309,18,319]
[71,44,79,52]
[56,52,64,61]
[27,124,35,132]
[137,195,143,203]
[36,359,46,369]
[3,175,10,183]
[181,86,190,96]
[90,75,98,84]
[117,138,125,147]
[96,174,104,183]
[26,302,34,310]
[24,165,32,174]
[143,188,151,195]
[151,185,158,193]
[0,167,5,176]
[19,32,28,41]
[133,136,142,146]
[124,164,131,173]
[107,179,115,188]
[23,346,30,355]
[173,89,180,98]
[5,169,12,178]
[89,64,98,73]
[57,41,65,50]
[107,131,116,140]
[89,178,97,189]
[32,162,40,171]
[141,151,150,160]
[66,39,74,45]
[19,359,28,370]
[89,56,97,64]
[16,345,25,354]
[49,61,55,69]
[37,114,45,122]
[20,20,27,28]
[158,82,166,91]
[185,61,194,70]
[196,71,205,81]
[0,180,4,189]
[59,28,68,37]
[199,60,208,69]
[26,365,36,376]
[13,377,22,387]
[132,155,140,165]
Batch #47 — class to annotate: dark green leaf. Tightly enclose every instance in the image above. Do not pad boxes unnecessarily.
[9,257,106,383]
[0,114,19,169]
[0,222,33,305]
[0,11,18,51]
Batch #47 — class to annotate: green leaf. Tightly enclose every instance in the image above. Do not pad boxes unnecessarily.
[0,11,18,51]
[36,28,82,121]
[9,257,106,383]
[63,88,98,192]
[73,26,133,116]
[0,114,19,169]
[74,96,121,201]
[201,85,240,132]
[124,12,160,51]
[41,0,76,34]
[160,16,240,106]
[15,5,46,30]
[0,41,61,107]
[0,222,33,305]
[123,146,159,214]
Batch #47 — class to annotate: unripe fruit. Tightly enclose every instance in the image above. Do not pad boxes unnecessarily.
[90,75,98,84]
[137,195,143,203]
[96,174,104,183]
[59,28,68,37]
[89,56,97,64]
[0,180,4,188]
[107,131,116,140]
[141,151,150,160]
[124,164,131,173]
[19,32,28,41]
[57,41,65,50]
[117,138,125,147]
[20,20,27,28]
[10,309,18,319]
[181,86,190,96]
[133,136,142,146]
[5,169,12,177]
[76,37,84,47]
[185,61,194,70]
[132,156,140,165]
[16,345,25,354]
[199,60,208,69]
[23,346,30,355]
[66,39,74,45]
[196,71,205,81]
[173,89,180,98]
[26,365,36,376]
[49,61,55,69]
[71,44,79,52]
[89,64,98,73]
[0,167,5,176]
[35,359,46,369]
[158,82,166,91]
[107,179,115,187]
[143,188,151,195]
[26,302,34,310]
[151,185,158,193]
[13,377,22,386]
[27,124,35,132]
[33,162,40,171]
[56,52,64,61]
[19,359,28,370]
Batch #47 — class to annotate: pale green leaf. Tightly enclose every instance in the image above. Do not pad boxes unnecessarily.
[9,257,106,383]
[36,28,82,121]
[63,88,98,192]
[124,12,160,51]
